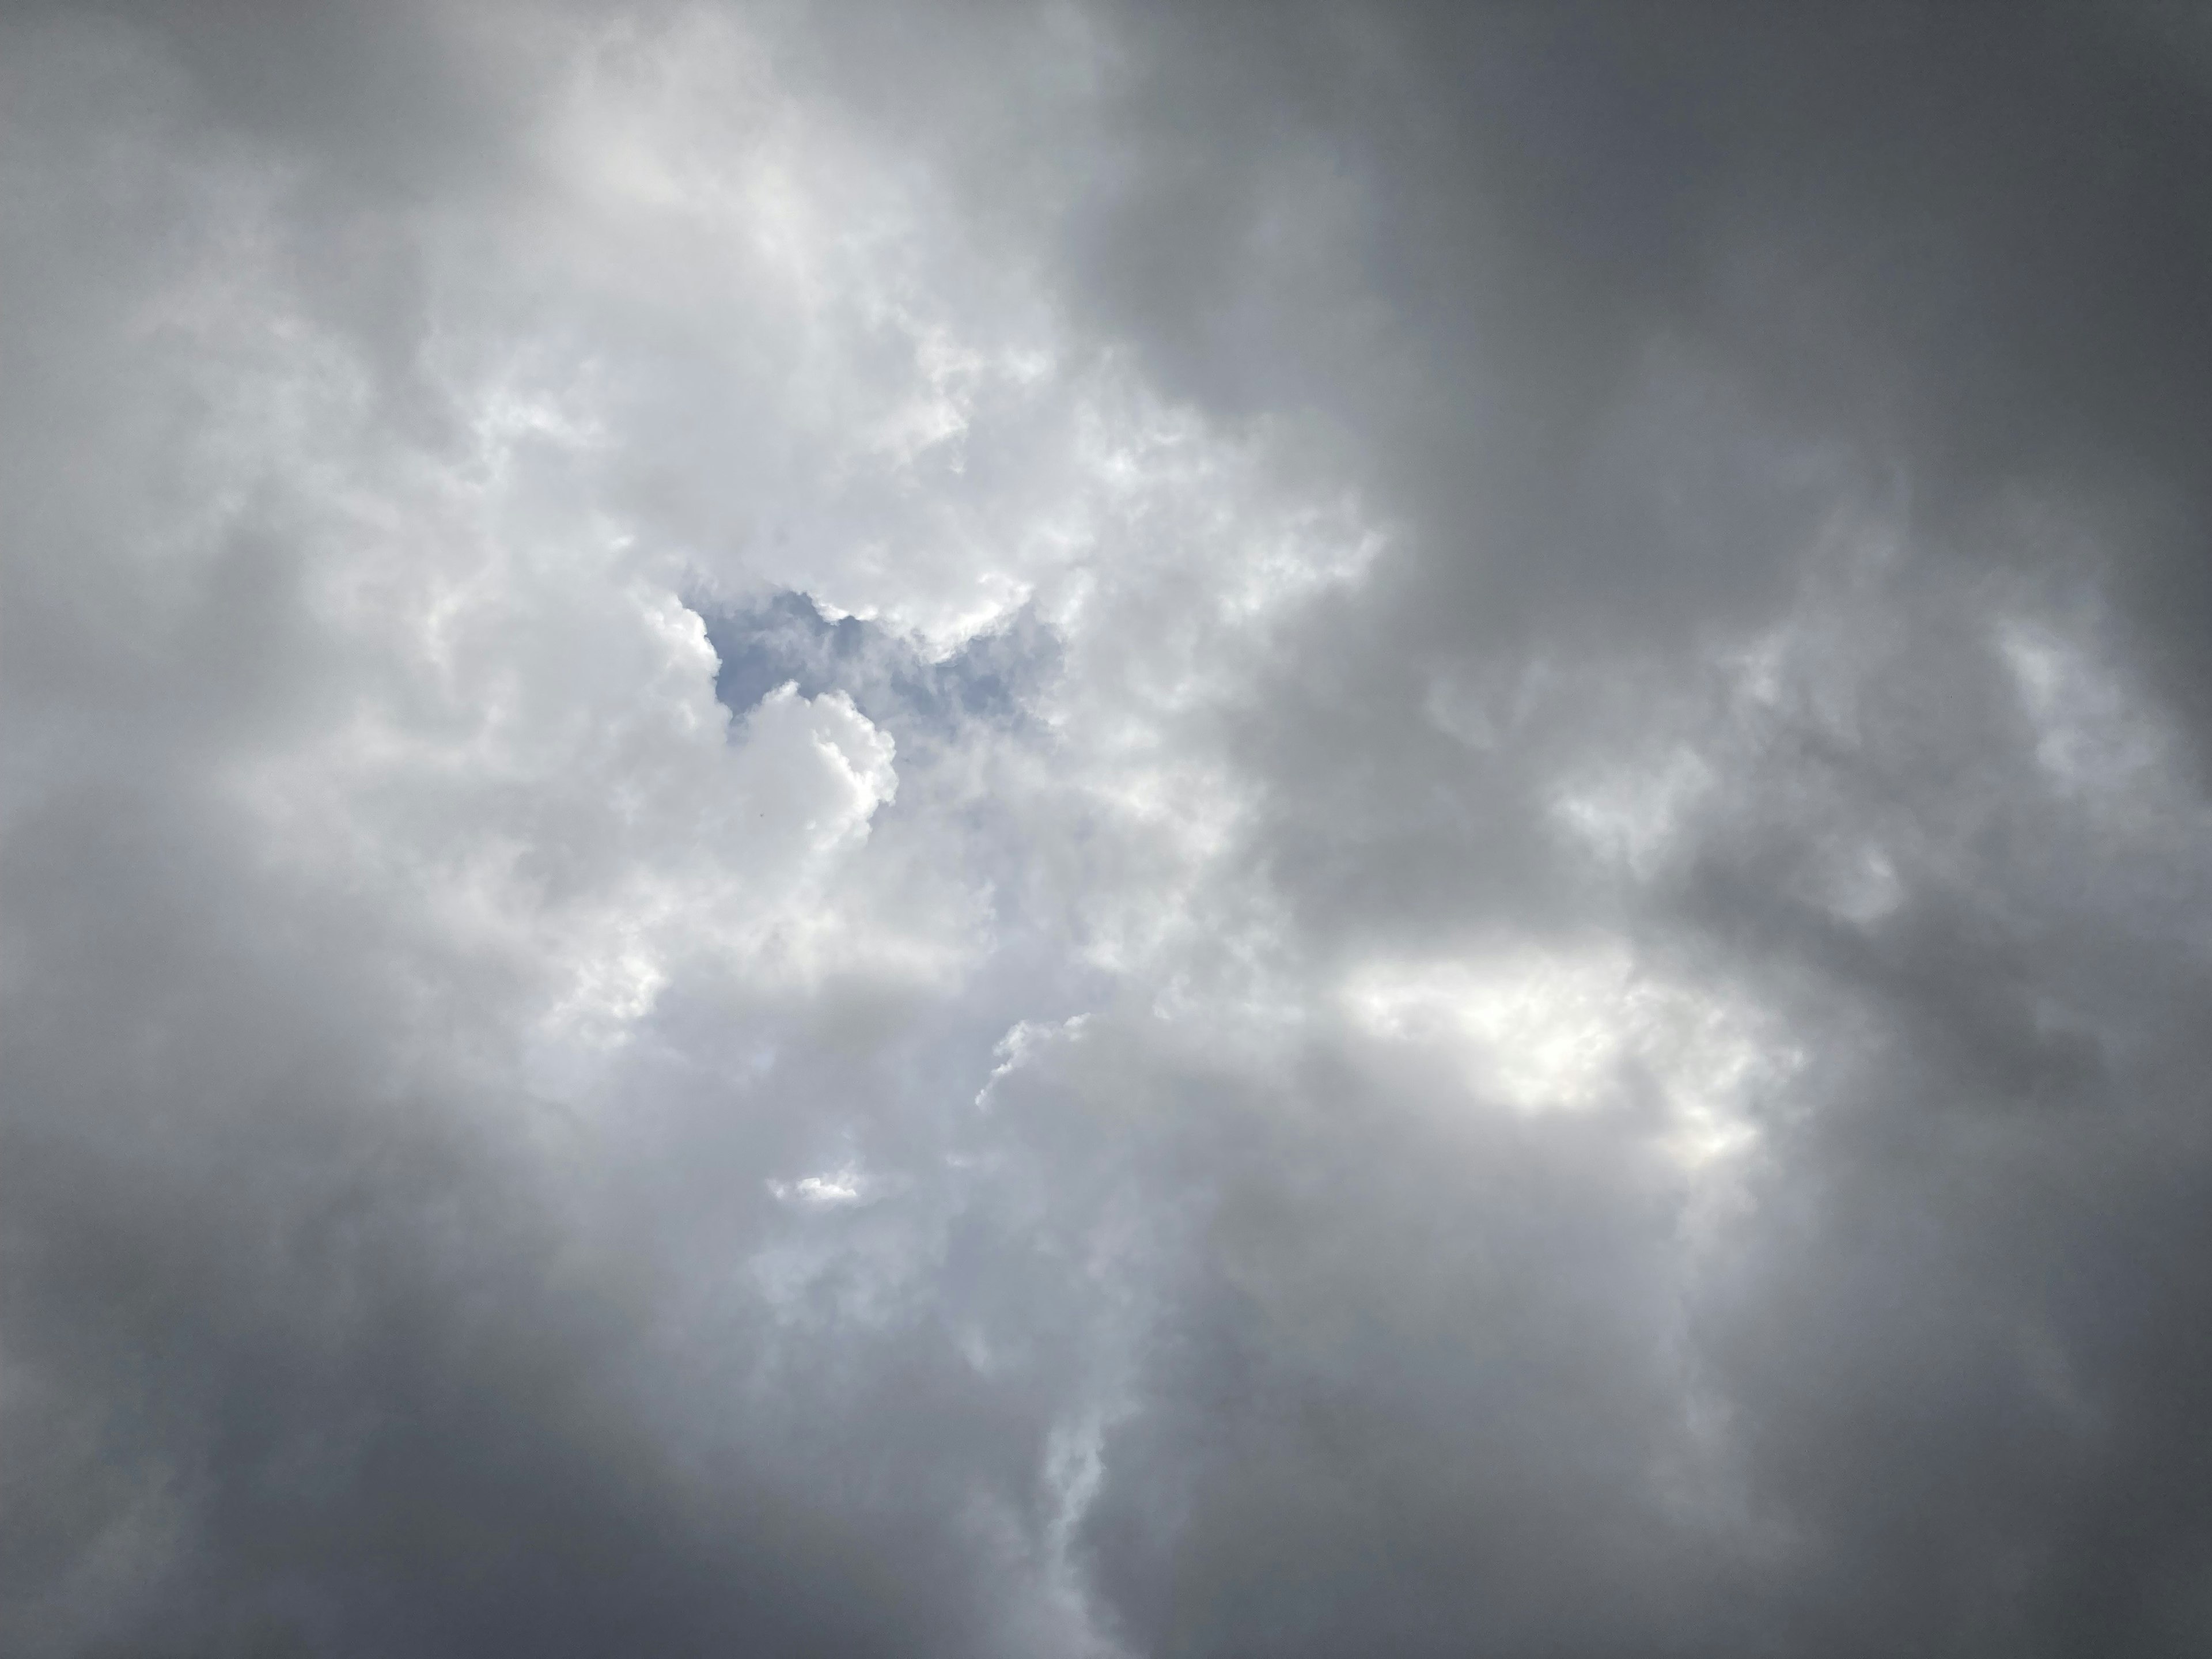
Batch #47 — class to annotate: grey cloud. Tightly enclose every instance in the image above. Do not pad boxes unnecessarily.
[12,3,2212,1658]
[834,4,2212,1652]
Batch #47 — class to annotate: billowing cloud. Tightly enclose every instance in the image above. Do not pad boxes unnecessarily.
[9,4,2212,1657]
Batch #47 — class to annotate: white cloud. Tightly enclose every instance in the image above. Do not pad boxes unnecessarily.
[1342,940,1797,1171]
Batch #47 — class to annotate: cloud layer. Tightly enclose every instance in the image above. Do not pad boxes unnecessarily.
[10,4,2212,1656]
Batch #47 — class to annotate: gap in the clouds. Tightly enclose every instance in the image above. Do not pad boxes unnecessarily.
[698,588,1056,745]
[707,589,872,714]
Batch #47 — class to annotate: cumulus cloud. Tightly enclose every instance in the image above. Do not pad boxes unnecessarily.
[9,3,2212,1657]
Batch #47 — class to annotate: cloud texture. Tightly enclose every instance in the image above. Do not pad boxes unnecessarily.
[10,3,2212,1655]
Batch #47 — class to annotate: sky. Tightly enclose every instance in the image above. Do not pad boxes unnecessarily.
[9,3,2212,1656]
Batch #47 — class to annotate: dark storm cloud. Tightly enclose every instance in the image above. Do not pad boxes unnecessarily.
[907,6,2212,1654]
[12,3,2212,1657]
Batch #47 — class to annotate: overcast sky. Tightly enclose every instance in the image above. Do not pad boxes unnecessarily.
[11,3,2212,1656]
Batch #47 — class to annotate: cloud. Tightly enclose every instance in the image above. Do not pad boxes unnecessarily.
[10,3,2212,1657]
